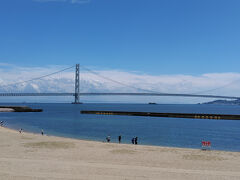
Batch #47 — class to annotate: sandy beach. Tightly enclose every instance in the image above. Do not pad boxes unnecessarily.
[0,127,240,180]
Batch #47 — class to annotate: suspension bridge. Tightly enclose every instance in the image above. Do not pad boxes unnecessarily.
[0,64,239,103]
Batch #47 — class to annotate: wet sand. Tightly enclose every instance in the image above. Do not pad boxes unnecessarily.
[0,126,240,180]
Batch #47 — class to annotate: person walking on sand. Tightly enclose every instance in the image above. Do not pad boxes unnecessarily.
[134,137,138,145]
[132,137,135,144]
[41,129,44,136]
[118,135,122,143]
[19,128,23,133]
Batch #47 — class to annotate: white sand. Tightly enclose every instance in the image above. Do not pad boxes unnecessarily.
[0,126,240,180]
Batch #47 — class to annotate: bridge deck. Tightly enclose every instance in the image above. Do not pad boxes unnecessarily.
[0,93,239,99]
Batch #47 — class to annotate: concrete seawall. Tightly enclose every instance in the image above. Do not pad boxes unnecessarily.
[81,110,240,120]
[0,106,42,112]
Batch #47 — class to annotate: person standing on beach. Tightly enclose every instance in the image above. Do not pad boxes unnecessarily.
[41,129,44,136]
[106,135,110,142]
[118,135,122,143]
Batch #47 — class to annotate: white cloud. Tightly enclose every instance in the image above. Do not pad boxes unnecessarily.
[0,64,240,103]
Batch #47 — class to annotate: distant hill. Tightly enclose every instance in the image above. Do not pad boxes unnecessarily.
[203,99,240,105]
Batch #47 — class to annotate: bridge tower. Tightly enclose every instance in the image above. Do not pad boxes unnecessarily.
[74,64,80,104]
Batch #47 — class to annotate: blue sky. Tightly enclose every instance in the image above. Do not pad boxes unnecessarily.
[1,0,240,75]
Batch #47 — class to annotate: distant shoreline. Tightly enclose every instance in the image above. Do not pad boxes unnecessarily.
[202,99,240,105]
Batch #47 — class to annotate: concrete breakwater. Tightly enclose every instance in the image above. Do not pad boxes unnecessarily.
[81,110,240,120]
[0,106,42,112]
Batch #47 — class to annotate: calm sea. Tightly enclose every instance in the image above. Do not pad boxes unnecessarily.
[1,103,240,151]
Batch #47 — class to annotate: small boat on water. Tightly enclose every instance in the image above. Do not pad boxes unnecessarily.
[148,102,157,105]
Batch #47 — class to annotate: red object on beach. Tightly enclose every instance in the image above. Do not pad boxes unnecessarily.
[202,141,211,149]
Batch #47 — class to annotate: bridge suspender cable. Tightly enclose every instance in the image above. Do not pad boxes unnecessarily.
[81,65,240,97]
[0,65,75,89]
[191,78,240,95]
[81,65,161,94]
